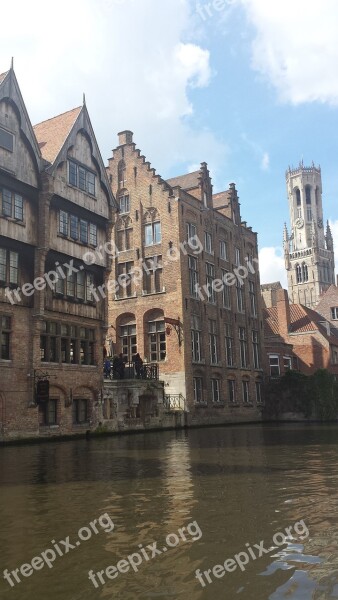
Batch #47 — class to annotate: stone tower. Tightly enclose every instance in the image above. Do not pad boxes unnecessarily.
[283,162,335,308]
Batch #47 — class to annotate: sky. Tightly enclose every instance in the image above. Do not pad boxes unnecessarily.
[2,0,338,287]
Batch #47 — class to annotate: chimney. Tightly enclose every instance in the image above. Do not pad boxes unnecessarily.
[276,289,291,337]
[118,130,133,145]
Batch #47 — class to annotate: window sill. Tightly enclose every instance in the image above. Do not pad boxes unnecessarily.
[141,289,166,296]
[195,402,208,407]
[67,183,97,200]
[144,242,162,248]
[212,403,225,407]
[114,294,137,301]
[0,359,12,365]
[0,215,25,227]
[210,363,223,368]
[192,359,205,365]
[40,425,60,430]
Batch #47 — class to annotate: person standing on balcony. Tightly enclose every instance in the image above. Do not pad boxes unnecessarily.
[133,353,143,378]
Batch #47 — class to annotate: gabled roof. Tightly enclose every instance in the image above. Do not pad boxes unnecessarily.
[166,170,200,190]
[33,106,82,164]
[264,303,338,343]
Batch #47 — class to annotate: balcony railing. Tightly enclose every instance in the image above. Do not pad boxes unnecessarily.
[164,394,186,411]
[105,362,159,381]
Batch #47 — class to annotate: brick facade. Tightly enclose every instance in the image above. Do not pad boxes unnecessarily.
[107,132,266,423]
[263,288,338,378]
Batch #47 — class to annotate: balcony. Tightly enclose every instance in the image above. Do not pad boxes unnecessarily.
[164,394,186,412]
[104,361,159,381]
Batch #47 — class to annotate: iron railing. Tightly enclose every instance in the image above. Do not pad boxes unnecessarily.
[105,362,159,381]
[164,394,186,411]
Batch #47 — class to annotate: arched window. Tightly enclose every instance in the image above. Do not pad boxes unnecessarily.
[305,185,311,204]
[315,187,319,206]
[296,264,302,283]
[295,188,301,206]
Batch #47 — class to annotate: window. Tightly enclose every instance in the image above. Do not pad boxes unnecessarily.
[68,161,96,196]
[302,264,308,282]
[89,224,97,246]
[117,262,134,298]
[209,319,218,364]
[211,379,220,403]
[119,194,130,214]
[0,127,14,152]
[1,188,24,221]
[40,321,58,362]
[39,399,58,426]
[296,264,302,284]
[305,185,311,204]
[236,280,245,312]
[143,256,163,294]
[249,280,257,316]
[296,189,301,206]
[186,222,197,242]
[0,316,11,359]
[331,307,338,320]
[220,240,227,260]
[225,324,234,367]
[206,263,215,303]
[70,215,79,240]
[307,208,312,222]
[188,255,199,298]
[269,355,280,377]
[120,324,137,362]
[80,220,88,244]
[145,221,161,245]
[191,315,202,362]
[255,382,262,404]
[117,225,133,251]
[297,207,302,219]
[228,379,236,404]
[222,270,231,309]
[284,356,292,371]
[193,377,203,403]
[252,330,260,369]
[56,268,91,301]
[235,247,240,266]
[242,380,250,404]
[148,320,166,361]
[59,211,69,235]
[73,399,88,424]
[0,248,19,285]
[239,327,248,368]
[204,232,213,254]
[41,322,94,365]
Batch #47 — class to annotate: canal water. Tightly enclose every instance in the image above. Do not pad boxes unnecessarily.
[1,424,338,600]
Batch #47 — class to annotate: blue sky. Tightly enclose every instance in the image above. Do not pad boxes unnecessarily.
[2,0,338,285]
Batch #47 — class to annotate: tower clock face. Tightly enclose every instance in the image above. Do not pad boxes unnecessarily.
[317,218,323,228]
[295,217,304,229]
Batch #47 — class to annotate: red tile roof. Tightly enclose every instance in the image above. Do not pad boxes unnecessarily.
[264,303,338,342]
[33,106,82,163]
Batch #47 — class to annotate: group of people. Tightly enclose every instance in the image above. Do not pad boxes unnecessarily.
[103,353,145,380]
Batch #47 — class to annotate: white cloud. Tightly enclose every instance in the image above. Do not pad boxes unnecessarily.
[261,151,270,171]
[0,0,227,177]
[259,246,287,287]
[241,0,338,105]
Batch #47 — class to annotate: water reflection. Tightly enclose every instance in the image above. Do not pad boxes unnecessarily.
[1,425,338,599]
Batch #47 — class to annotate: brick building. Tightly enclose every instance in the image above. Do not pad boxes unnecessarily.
[107,131,265,424]
[263,288,338,378]
[0,66,116,441]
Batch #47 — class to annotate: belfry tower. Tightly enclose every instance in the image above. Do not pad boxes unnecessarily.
[283,162,335,308]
